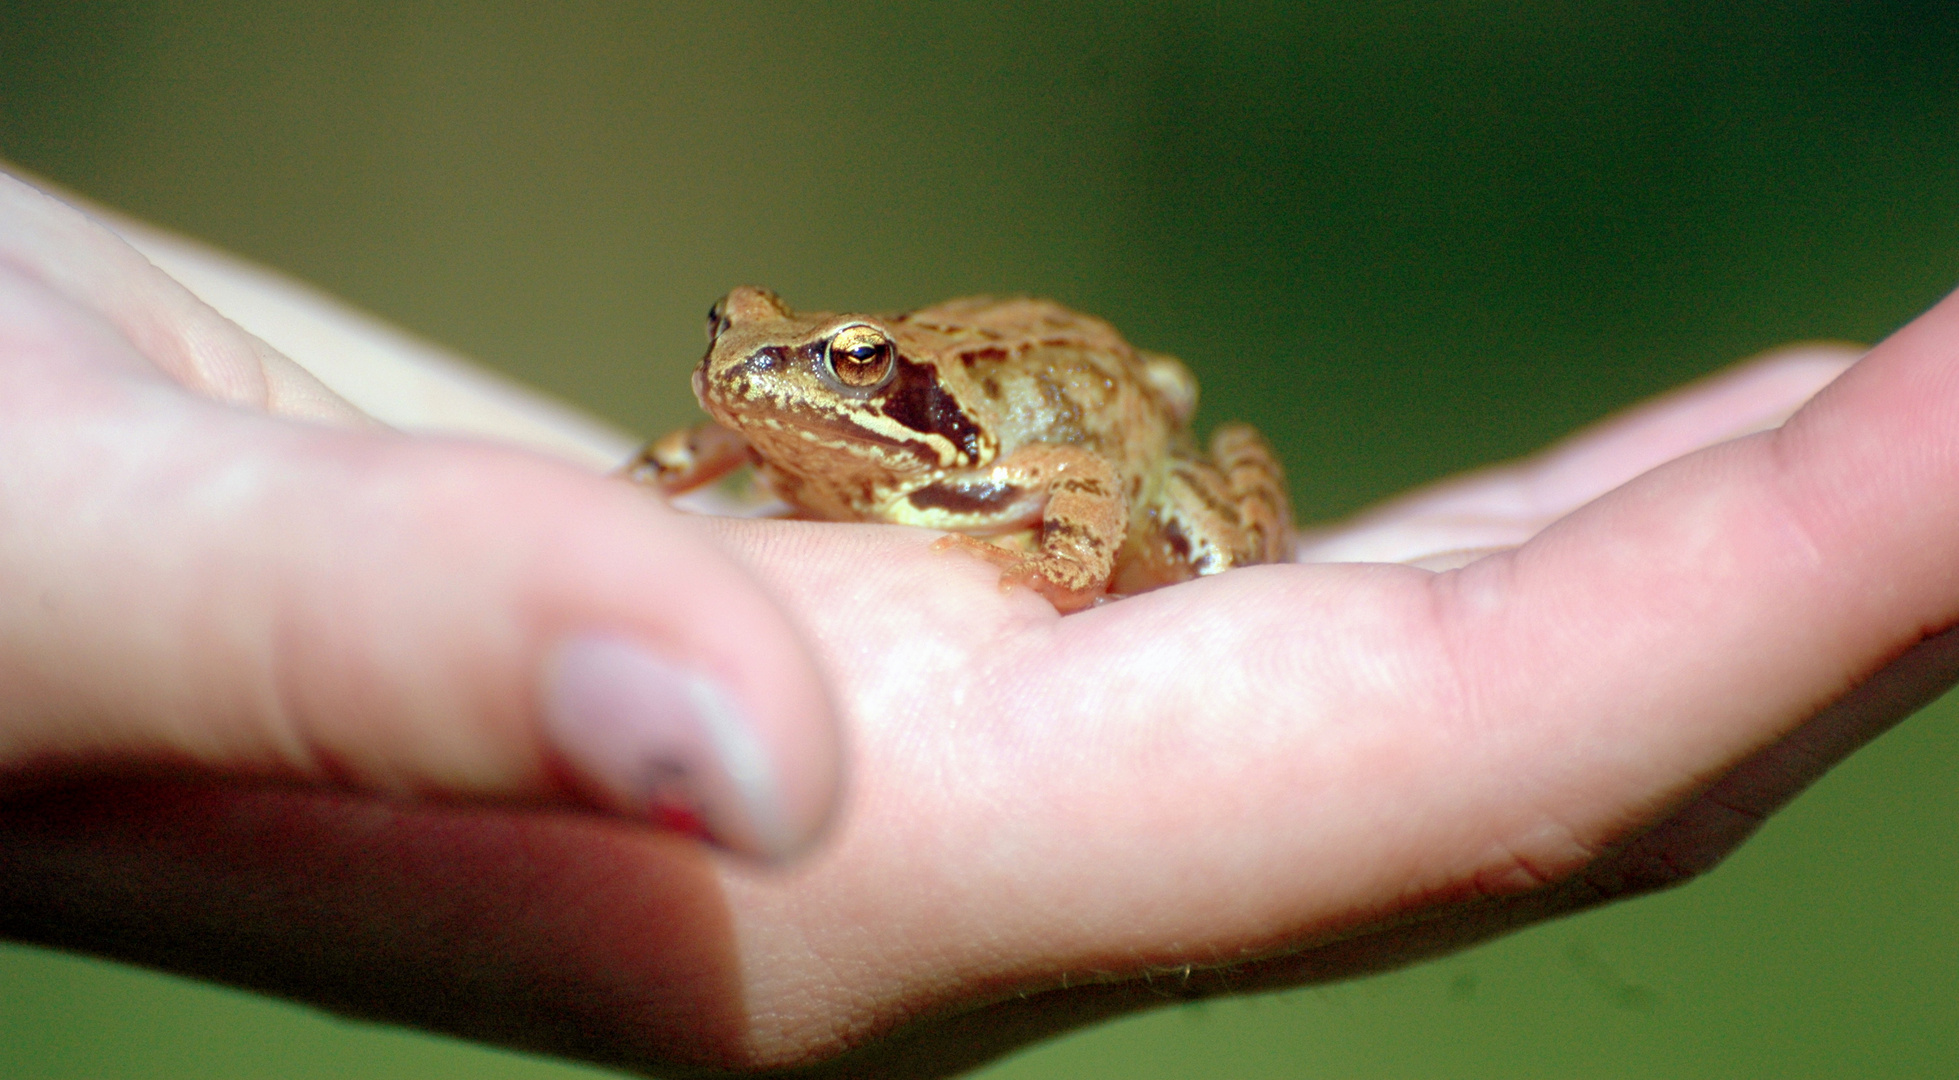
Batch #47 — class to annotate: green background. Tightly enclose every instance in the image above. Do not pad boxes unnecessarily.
[3,1,1956,1076]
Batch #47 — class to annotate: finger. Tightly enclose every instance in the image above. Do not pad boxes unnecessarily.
[0,167,370,426]
[1303,344,1861,563]
[104,205,643,472]
[1315,293,1959,901]
[1580,621,1959,892]
[1454,289,1959,882]
[0,781,753,1072]
[0,266,840,860]
[1101,619,1959,1014]
[1240,292,1959,913]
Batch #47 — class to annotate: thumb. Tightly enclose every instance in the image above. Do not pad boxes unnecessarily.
[0,269,841,861]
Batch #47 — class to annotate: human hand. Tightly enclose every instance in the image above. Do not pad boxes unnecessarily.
[8,167,1954,1079]
[0,167,842,859]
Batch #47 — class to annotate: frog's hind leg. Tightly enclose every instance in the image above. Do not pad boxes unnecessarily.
[1208,423,1295,563]
[1138,349,1198,425]
[1110,426,1293,595]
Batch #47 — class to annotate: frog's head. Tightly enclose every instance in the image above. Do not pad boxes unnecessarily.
[692,287,990,485]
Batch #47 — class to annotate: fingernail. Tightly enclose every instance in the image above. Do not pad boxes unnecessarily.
[541,634,795,859]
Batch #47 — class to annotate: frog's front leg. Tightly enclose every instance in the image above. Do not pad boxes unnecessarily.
[622,420,757,496]
[922,446,1127,613]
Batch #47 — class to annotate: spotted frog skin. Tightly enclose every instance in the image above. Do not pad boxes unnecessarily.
[627,286,1293,612]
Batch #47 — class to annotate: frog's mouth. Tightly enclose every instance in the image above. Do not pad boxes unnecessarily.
[707,378,982,476]
[724,402,946,477]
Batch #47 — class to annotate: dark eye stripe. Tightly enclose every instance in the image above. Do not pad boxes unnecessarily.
[879,354,985,463]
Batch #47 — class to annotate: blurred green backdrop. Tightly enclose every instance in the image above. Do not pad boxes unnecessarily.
[3,1,1957,1076]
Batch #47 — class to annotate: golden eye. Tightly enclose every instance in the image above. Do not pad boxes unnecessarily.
[824,324,895,389]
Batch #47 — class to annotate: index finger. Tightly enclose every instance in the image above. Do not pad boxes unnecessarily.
[0,167,367,426]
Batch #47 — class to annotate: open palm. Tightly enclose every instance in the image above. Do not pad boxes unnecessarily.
[3,166,1952,1077]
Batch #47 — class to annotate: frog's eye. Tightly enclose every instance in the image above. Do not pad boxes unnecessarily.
[824,324,896,390]
[706,301,725,344]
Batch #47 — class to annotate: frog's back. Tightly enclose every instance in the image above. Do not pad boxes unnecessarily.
[890,296,1291,593]
[887,296,1186,467]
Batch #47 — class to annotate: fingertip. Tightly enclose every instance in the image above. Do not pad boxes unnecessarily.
[413,458,847,860]
[538,632,841,861]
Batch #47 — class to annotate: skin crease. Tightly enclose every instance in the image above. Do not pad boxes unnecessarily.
[3,163,1957,1076]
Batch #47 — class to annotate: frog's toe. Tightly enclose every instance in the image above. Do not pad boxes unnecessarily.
[994,567,1097,613]
[1000,556,1108,614]
[931,535,1103,612]
[930,532,1021,569]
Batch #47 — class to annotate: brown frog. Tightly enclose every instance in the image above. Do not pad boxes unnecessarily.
[627,286,1293,612]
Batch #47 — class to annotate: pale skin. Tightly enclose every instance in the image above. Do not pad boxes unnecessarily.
[1,163,1953,1075]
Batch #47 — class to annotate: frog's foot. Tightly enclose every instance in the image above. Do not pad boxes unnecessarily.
[931,532,1020,569]
[930,534,1103,613]
[622,421,757,496]
[923,451,1125,613]
[999,555,1106,613]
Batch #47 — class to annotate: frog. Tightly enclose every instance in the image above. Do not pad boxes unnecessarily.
[626,286,1294,612]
